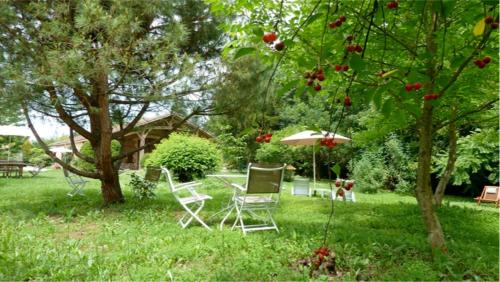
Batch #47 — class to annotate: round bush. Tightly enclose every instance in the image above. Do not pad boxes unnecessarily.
[145,133,221,182]
[72,140,121,172]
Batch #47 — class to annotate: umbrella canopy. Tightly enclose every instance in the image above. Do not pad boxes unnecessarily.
[280,130,350,146]
[280,130,351,194]
[50,147,72,153]
[0,126,32,137]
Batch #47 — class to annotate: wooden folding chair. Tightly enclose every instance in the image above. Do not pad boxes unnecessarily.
[63,168,88,197]
[474,186,499,208]
[161,166,212,230]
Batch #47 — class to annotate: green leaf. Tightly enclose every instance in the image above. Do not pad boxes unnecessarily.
[381,99,394,117]
[234,47,256,60]
[381,69,398,78]
[252,27,263,37]
[331,163,341,178]
[305,12,324,26]
[349,54,365,72]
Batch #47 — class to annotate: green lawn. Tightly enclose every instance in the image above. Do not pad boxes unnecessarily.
[0,170,498,281]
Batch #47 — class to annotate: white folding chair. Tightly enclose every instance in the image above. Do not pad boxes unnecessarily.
[63,168,88,197]
[161,166,212,230]
[225,163,285,235]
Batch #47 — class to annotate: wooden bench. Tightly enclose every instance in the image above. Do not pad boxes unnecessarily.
[474,186,499,208]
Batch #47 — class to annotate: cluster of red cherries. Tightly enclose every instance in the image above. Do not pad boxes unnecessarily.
[304,68,325,91]
[386,1,398,9]
[255,132,272,143]
[485,16,499,29]
[334,64,349,72]
[329,15,346,29]
[473,56,492,69]
[346,44,363,53]
[404,82,422,92]
[335,179,354,190]
[262,32,285,51]
[320,137,337,149]
[423,93,440,101]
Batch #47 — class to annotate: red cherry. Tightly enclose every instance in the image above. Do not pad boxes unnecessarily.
[355,45,363,53]
[344,96,352,106]
[316,68,324,74]
[342,65,349,71]
[335,179,342,187]
[335,64,342,71]
[339,16,346,23]
[346,35,354,42]
[491,22,499,29]
[485,16,494,25]
[431,93,439,100]
[311,72,317,79]
[306,79,314,86]
[474,59,483,66]
[256,136,263,142]
[314,84,322,91]
[477,61,486,68]
[265,133,273,138]
[334,20,342,27]
[264,136,271,143]
[405,83,414,92]
[274,41,285,51]
[262,32,277,44]
[423,94,432,101]
[329,22,337,29]
[387,1,398,9]
[346,45,355,53]
[317,73,325,81]
[483,56,491,64]
[413,82,422,91]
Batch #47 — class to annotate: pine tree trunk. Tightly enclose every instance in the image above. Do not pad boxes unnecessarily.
[95,72,125,205]
[434,109,458,206]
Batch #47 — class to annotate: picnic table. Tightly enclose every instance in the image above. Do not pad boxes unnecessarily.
[0,160,28,178]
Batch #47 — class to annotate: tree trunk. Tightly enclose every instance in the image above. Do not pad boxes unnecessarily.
[95,72,125,205]
[414,0,446,253]
[434,109,458,206]
[415,104,447,252]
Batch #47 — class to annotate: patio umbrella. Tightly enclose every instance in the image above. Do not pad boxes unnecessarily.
[280,130,350,193]
[0,126,33,161]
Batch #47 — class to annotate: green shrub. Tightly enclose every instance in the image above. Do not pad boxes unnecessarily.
[145,133,221,182]
[26,148,52,168]
[216,133,248,170]
[350,152,387,193]
[72,140,121,172]
[129,173,158,200]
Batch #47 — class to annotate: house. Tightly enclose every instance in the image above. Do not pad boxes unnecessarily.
[50,113,213,170]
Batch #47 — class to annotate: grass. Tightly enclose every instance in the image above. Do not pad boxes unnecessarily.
[0,169,498,281]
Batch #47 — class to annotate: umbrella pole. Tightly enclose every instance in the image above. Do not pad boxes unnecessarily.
[7,136,11,161]
[312,143,316,196]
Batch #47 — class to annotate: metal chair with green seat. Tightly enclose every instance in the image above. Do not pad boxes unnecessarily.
[227,163,286,235]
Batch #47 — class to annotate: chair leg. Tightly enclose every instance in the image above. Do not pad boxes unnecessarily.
[219,206,235,230]
[179,201,211,230]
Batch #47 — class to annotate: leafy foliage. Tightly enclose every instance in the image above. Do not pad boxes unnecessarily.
[27,148,52,168]
[434,128,499,187]
[72,141,121,172]
[215,132,248,170]
[128,173,157,200]
[145,134,221,182]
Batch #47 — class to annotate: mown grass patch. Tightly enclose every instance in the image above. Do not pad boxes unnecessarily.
[0,170,498,280]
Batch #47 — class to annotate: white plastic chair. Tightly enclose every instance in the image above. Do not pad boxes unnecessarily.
[161,166,212,230]
[224,163,285,235]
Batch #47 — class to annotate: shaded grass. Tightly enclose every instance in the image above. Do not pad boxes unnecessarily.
[0,170,498,281]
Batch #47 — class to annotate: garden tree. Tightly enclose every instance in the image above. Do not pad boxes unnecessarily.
[0,0,223,204]
[209,0,499,252]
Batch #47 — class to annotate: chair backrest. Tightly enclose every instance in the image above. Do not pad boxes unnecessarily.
[483,186,499,200]
[161,166,178,193]
[245,163,285,194]
[144,166,161,183]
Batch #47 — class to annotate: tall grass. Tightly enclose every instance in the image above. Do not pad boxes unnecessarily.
[0,170,498,280]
